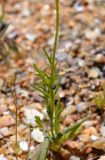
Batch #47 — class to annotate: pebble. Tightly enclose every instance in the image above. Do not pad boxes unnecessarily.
[77,59,85,67]
[24,103,44,127]
[76,102,87,113]
[100,124,105,137]
[83,127,97,135]
[0,127,12,137]
[66,141,80,150]
[95,54,105,64]
[25,34,37,42]
[85,30,100,40]
[70,156,80,160]
[88,67,101,78]
[82,120,94,127]
[98,156,105,160]
[78,134,90,143]
[63,115,74,126]
[0,105,8,116]
[90,135,99,141]
[0,115,15,128]
[31,128,44,143]
[19,141,28,152]
[0,155,7,160]
[61,104,76,118]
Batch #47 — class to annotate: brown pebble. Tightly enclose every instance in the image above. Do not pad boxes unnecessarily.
[63,115,74,126]
[0,115,15,128]
[95,54,105,64]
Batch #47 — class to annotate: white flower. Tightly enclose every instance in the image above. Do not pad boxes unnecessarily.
[24,108,44,127]
[19,141,28,151]
[31,128,44,143]
[0,155,7,160]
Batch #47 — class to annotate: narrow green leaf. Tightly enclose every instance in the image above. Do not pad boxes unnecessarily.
[54,102,62,134]
[60,117,89,142]
[35,116,43,129]
[42,48,52,64]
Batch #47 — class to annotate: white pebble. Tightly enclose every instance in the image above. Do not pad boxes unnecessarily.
[90,135,99,141]
[24,107,44,127]
[31,128,44,143]
[100,124,105,137]
[0,155,7,160]
[70,155,80,160]
[19,141,28,151]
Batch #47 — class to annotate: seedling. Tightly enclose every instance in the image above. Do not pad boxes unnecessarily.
[32,0,89,160]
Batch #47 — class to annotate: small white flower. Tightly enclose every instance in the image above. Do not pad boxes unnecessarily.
[31,128,44,143]
[24,108,44,127]
[19,141,28,151]
[0,155,7,160]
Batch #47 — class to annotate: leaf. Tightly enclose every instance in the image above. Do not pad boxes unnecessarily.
[42,48,52,64]
[60,117,89,142]
[47,106,53,119]
[54,101,62,134]
[35,116,43,129]
[38,132,50,160]
[29,144,41,160]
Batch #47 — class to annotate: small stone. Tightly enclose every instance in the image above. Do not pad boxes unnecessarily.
[0,155,7,160]
[25,34,37,42]
[19,141,28,152]
[90,135,99,141]
[61,104,76,118]
[76,102,87,113]
[82,120,94,127]
[78,134,90,143]
[61,149,70,160]
[0,105,8,115]
[83,127,97,135]
[66,141,80,150]
[0,134,3,139]
[98,156,105,160]
[24,104,44,127]
[63,115,74,126]
[85,30,100,40]
[95,54,105,64]
[100,124,105,137]
[88,67,101,78]
[74,2,84,12]
[0,115,15,128]
[0,127,12,137]
[78,59,85,67]
[31,128,44,143]
[70,155,80,160]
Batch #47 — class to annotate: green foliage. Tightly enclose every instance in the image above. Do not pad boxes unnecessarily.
[32,0,89,159]
[35,116,43,129]
[94,85,105,109]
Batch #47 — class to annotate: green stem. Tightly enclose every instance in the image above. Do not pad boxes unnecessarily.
[50,0,59,139]
[53,0,59,63]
